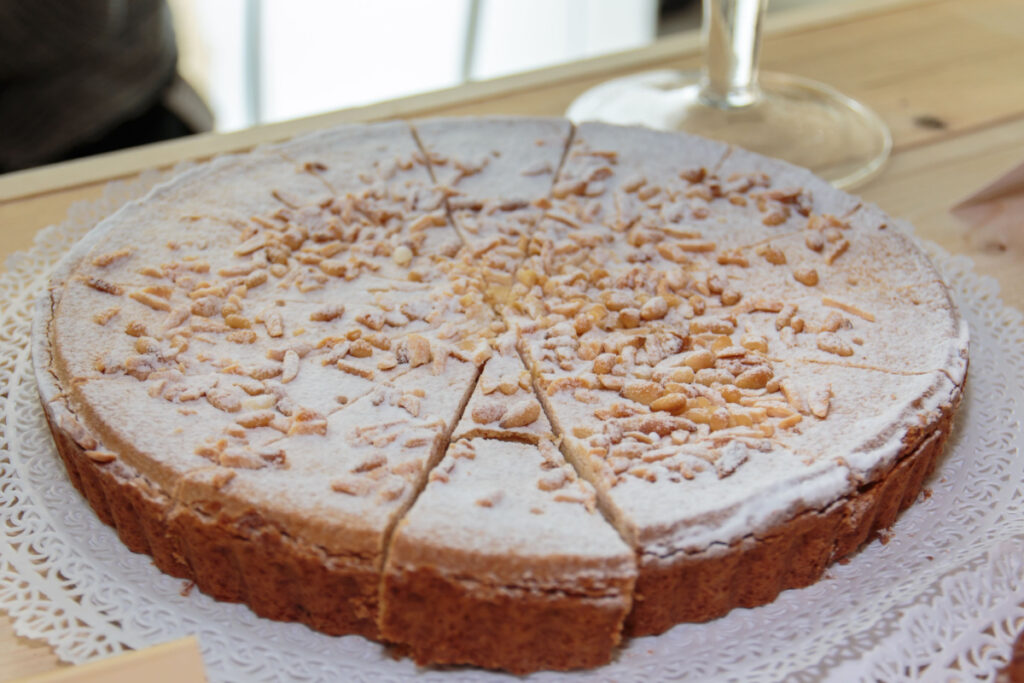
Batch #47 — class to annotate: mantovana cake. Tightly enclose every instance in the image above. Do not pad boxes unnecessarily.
[32,117,968,673]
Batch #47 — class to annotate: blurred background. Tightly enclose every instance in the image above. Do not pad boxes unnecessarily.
[170,0,820,132]
[0,0,822,173]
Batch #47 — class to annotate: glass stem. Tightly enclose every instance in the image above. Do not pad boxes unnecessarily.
[699,0,767,109]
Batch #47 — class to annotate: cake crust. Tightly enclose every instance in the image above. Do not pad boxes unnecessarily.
[42,403,383,637]
[624,398,959,635]
[32,116,969,674]
[382,566,629,673]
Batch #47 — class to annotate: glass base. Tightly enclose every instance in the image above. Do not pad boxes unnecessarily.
[566,70,891,190]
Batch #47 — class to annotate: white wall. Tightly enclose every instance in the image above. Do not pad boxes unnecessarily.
[175,0,659,131]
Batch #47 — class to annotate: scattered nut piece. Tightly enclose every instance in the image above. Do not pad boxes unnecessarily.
[85,276,123,295]
[593,353,617,375]
[618,307,640,329]
[776,303,798,330]
[207,387,242,413]
[817,332,853,357]
[124,321,148,337]
[805,232,825,252]
[227,330,258,344]
[622,380,662,405]
[349,339,374,358]
[717,250,749,267]
[820,310,847,333]
[475,490,504,508]
[130,290,171,311]
[319,259,347,277]
[678,240,716,253]
[397,394,421,417]
[353,452,387,473]
[264,310,284,337]
[757,244,787,265]
[310,303,345,322]
[822,296,875,322]
[793,267,819,287]
[735,366,773,390]
[331,476,372,496]
[720,288,742,306]
[281,350,300,383]
[640,296,669,321]
[500,399,541,428]
[538,469,568,492]
[741,334,768,353]
[778,413,803,429]
[825,238,850,265]
[472,401,507,424]
[337,360,374,378]
[683,349,715,371]
[92,248,133,268]
[236,410,275,428]
[224,314,251,329]
[669,366,695,384]
[234,234,267,256]
[241,394,276,412]
[651,393,687,414]
[598,375,625,391]
[406,334,431,367]
[392,245,414,267]
[93,307,120,325]
[809,384,832,418]
[780,379,808,414]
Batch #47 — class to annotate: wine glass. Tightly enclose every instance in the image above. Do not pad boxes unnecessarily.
[566,0,891,189]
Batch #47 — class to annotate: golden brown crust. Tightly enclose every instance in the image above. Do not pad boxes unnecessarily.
[42,402,381,638]
[625,393,960,636]
[380,565,630,673]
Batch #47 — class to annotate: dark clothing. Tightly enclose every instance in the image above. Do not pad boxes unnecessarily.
[0,0,179,172]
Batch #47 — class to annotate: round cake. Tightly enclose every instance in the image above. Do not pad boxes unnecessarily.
[32,117,968,673]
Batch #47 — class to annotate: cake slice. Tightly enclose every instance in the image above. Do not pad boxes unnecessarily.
[381,436,636,672]
[450,334,555,444]
[504,124,967,636]
[413,117,573,301]
[264,121,465,283]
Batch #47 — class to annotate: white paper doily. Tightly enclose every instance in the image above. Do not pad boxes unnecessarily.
[2,170,1023,682]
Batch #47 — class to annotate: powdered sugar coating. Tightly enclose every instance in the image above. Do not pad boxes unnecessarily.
[390,437,634,590]
[34,118,966,649]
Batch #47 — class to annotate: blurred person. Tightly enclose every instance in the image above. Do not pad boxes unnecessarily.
[0,0,211,174]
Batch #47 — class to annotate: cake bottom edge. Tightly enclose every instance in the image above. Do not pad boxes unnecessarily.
[43,402,382,639]
[380,564,633,674]
[624,395,960,636]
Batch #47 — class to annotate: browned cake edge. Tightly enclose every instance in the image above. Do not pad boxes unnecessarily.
[380,567,632,673]
[41,403,382,638]
[41,371,962,658]
[624,388,963,636]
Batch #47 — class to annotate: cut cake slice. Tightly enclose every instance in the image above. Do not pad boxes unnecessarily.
[381,435,636,672]
[450,333,555,444]
[414,116,573,302]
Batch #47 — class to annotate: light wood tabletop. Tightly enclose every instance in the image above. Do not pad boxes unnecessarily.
[2,0,1022,678]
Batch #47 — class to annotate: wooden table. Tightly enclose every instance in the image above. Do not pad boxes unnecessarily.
[2,0,1022,678]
